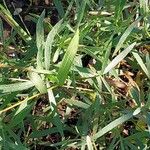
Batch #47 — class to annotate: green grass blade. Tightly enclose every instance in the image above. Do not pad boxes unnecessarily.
[44,20,63,112]
[124,140,140,150]
[36,10,45,69]
[114,0,126,23]
[103,42,136,74]
[57,29,79,85]
[100,76,113,94]
[6,141,28,150]
[45,20,62,70]
[101,37,113,72]
[108,135,118,150]
[0,4,31,42]
[15,100,27,115]
[77,0,87,26]
[125,131,150,141]
[65,99,90,109]
[28,13,52,32]
[86,136,94,150]
[53,0,65,18]
[46,82,56,111]
[139,0,149,16]
[36,10,45,51]
[28,70,47,94]
[52,114,64,137]
[63,0,74,20]
[79,46,102,62]
[29,127,58,138]
[113,17,141,56]
[93,107,141,140]
[0,81,34,94]
[146,53,150,75]
[0,18,4,44]
[130,87,141,106]
[9,105,32,128]
[132,51,150,79]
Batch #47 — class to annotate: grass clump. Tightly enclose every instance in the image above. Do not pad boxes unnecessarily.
[0,0,150,149]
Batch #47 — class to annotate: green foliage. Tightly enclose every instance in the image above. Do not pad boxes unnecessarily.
[0,0,150,149]
[57,28,79,85]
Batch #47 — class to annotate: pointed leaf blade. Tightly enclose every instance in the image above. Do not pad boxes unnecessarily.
[57,29,79,85]
[45,20,62,70]
[113,18,141,56]
[0,81,34,93]
[28,70,47,94]
[36,10,45,69]
[103,42,136,74]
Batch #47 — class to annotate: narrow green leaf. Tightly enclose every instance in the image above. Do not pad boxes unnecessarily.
[29,127,58,138]
[146,53,150,74]
[130,87,141,106]
[52,114,64,137]
[15,100,27,115]
[124,140,140,150]
[133,107,141,116]
[0,81,34,94]
[100,76,113,94]
[0,18,4,44]
[28,70,47,94]
[125,131,150,140]
[9,104,32,128]
[102,39,113,72]
[103,42,136,74]
[46,82,56,111]
[63,0,74,20]
[36,10,45,69]
[0,4,31,42]
[45,20,62,70]
[132,51,150,79]
[113,18,141,56]
[120,136,125,150]
[74,66,94,78]
[36,10,45,51]
[53,0,64,18]
[28,13,52,32]
[79,46,102,62]
[77,0,87,26]
[53,48,61,63]
[139,0,149,16]
[65,99,90,109]
[86,136,94,150]
[108,135,119,150]
[57,29,79,85]
[7,141,28,150]
[0,93,16,110]
[93,107,141,140]
[114,0,126,23]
